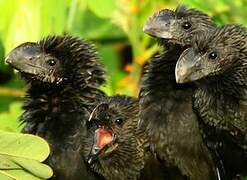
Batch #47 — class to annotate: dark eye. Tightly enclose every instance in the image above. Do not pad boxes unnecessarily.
[115,118,123,125]
[47,59,56,66]
[208,51,218,60]
[182,21,191,30]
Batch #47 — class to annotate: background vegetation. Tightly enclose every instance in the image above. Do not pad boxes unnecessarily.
[0,0,247,132]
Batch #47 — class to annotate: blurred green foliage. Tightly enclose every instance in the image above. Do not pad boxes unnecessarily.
[0,0,247,132]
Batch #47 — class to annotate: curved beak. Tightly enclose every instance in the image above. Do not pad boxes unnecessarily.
[5,42,41,74]
[175,48,204,83]
[143,9,175,39]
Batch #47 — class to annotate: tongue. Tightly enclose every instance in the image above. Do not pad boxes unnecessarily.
[96,128,113,149]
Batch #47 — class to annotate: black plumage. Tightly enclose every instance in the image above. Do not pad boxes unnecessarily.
[175,25,247,179]
[5,35,105,180]
[83,95,146,180]
[140,6,218,180]
[83,95,167,180]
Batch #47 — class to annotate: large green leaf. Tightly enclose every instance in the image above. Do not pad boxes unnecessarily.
[0,170,15,180]
[0,155,19,170]
[0,131,52,179]
[0,131,49,162]
[0,154,53,179]
[1,169,48,180]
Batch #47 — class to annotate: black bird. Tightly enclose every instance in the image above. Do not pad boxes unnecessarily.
[5,35,105,180]
[83,95,146,180]
[175,25,247,179]
[140,6,219,180]
[83,95,167,180]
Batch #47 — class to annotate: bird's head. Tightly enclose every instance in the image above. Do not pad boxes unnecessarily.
[175,25,247,83]
[143,5,216,46]
[84,95,144,179]
[86,95,139,164]
[5,42,64,84]
[5,35,105,88]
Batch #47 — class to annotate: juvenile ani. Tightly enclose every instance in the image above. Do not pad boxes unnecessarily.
[5,35,105,180]
[83,95,167,180]
[176,25,247,179]
[140,6,219,180]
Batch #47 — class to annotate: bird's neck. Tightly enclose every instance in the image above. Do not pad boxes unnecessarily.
[197,63,247,100]
[141,45,187,93]
[21,81,102,139]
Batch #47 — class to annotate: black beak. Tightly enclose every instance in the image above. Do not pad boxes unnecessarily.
[143,9,175,39]
[175,48,207,83]
[87,141,101,165]
[87,103,110,165]
[5,42,41,72]
[87,134,117,165]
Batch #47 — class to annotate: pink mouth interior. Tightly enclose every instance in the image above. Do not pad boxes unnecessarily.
[95,128,113,149]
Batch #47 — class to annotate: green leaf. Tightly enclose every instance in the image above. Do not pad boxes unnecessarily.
[0,131,50,162]
[3,155,53,179]
[0,155,20,170]
[87,0,116,18]
[2,169,46,180]
[0,170,15,180]
[0,131,52,179]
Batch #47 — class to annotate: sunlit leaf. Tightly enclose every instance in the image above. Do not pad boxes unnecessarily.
[0,131,50,162]
[0,170,15,180]
[4,155,53,179]
[2,169,46,180]
[0,155,19,170]
[0,154,53,179]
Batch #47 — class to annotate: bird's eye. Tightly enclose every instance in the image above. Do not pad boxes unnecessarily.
[47,59,56,66]
[208,52,218,60]
[115,118,123,125]
[182,21,191,30]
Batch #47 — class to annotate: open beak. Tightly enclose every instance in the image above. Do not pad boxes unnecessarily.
[87,130,117,165]
[87,140,101,165]
[143,9,175,39]
[87,103,118,165]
